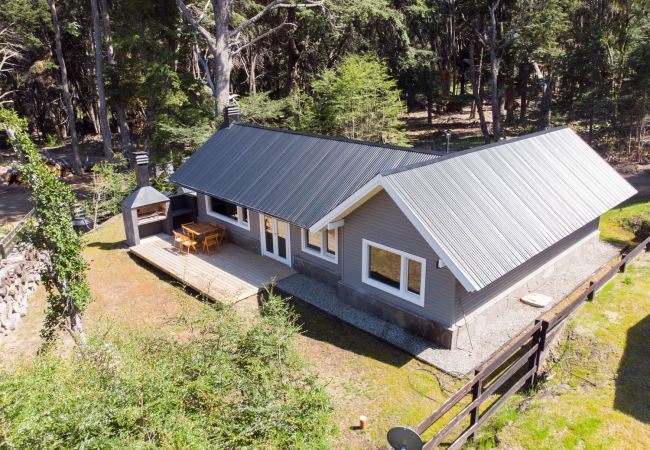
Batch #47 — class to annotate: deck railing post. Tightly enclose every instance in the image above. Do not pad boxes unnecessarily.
[468,369,482,441]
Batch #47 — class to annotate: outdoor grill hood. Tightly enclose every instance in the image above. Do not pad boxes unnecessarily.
[122,152,169,209]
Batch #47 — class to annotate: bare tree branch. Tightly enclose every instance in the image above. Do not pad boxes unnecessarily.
[232,21,296,56]
[230,0,322,38]
[176,0,218,56]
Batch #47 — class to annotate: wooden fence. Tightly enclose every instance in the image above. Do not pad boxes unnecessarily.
[389,234,650,450]
[0,208,34,260]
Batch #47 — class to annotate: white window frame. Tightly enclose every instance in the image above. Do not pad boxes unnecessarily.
[204,195,250,230]
[301,228,338,264]
[361,239,426,306]
[259,214,292,266]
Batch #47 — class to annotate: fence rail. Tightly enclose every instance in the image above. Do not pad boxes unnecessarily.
[0,208,34,259]
[388,234,650,450]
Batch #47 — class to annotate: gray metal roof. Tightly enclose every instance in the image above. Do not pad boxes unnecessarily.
[169,124,441,227]
[383,127,637,291]
[122,186,170,209]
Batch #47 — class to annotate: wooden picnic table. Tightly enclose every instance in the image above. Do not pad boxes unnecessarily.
[182,222,224,241]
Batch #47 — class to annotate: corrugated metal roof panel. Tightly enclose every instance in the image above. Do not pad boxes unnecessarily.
[169,124,440,228]
[383,127,637,291]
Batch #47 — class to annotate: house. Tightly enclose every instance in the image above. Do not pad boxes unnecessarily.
[163,107,636,349]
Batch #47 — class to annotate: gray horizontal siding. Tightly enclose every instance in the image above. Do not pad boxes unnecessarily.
[341,190,457,326]
[196,193,260,252]
[455,218,600,319]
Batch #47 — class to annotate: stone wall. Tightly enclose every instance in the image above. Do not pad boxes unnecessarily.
[0,246,45,338]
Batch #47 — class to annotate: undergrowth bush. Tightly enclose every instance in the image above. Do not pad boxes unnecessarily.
[621,213,650,242]
[0,294,333,449]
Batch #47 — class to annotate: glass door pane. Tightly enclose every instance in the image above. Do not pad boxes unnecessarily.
[264,216,274,254]
[277,220,287,259]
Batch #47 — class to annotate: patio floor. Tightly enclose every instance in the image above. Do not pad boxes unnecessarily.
[129,234,295,302]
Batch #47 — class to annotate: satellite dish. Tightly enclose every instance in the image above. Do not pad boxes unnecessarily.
[386,426,423,450]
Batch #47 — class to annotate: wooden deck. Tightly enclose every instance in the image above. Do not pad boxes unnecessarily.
[129,234,295,302]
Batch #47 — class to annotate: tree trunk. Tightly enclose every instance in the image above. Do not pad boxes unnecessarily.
[90,0,113,161]
[213,0,232,116]
[517,62,528,125]
[532,62,553,129]
[466,45,490,144]
[285,6,301,95]
[489,47,500,141]
[48,0,81,174]
[99,0,132,158]
[69,304,86,345]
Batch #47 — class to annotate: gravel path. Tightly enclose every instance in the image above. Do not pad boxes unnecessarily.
[277,239,621,377]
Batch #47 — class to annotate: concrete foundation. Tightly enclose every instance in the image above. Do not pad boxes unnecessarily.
[338,282,455,348]
[293,255,339,288]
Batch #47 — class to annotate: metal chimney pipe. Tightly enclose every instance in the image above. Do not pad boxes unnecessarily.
[224,104,241,127]
[132,151,150,188]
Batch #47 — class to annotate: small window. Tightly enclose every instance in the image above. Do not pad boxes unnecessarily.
[306,231,322,251]
[302,228,337,263]
[362,239,425,306]
[206,196,250,230]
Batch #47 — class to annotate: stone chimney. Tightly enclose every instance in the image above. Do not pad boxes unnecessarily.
[224,104,240,127]
[132,151,150,188]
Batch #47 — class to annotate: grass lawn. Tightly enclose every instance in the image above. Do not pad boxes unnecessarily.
[3,197,648,449]
[0,215,463,449]
[470,198,650,449]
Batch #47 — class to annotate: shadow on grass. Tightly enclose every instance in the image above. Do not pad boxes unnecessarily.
[614,314,650,424]
[287,296,412,369]
[87,240,128,251]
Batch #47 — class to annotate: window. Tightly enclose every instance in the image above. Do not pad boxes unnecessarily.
[301,228,338,263]
[362,239,425,305]
[205,196,250,230]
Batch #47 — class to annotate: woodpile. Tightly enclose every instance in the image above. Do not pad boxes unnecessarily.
[1,153,95,185]
[0,245,47,338]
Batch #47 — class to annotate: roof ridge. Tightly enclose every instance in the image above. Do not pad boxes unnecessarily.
[382,126,572,176]
[230,123,446,156]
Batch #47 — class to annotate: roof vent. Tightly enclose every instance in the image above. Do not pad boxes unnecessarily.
[132,151,150,188]
[224,104,240,127]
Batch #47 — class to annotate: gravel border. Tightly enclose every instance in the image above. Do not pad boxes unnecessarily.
[277,239,622,377]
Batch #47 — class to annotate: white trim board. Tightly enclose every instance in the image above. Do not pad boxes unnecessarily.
[309,175,480,292]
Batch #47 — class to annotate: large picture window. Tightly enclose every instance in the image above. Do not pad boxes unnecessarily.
[362,239,425,305]
[301,228,338,263]
[205,196,250,230]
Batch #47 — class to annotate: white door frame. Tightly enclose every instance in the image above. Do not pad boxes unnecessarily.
[259,214,292,266]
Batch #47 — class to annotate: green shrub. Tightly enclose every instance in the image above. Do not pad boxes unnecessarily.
[446,94,472,113]
[88,154,135,224]
[0,294,333,449]
[621,213,650,242]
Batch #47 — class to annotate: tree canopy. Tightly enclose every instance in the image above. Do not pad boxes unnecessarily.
[0,0,648,161]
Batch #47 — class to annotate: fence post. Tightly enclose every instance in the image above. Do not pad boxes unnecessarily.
[533,320,549,378]
[587,281,595,301]
[468,369,482,440]
[525,322,542,389]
